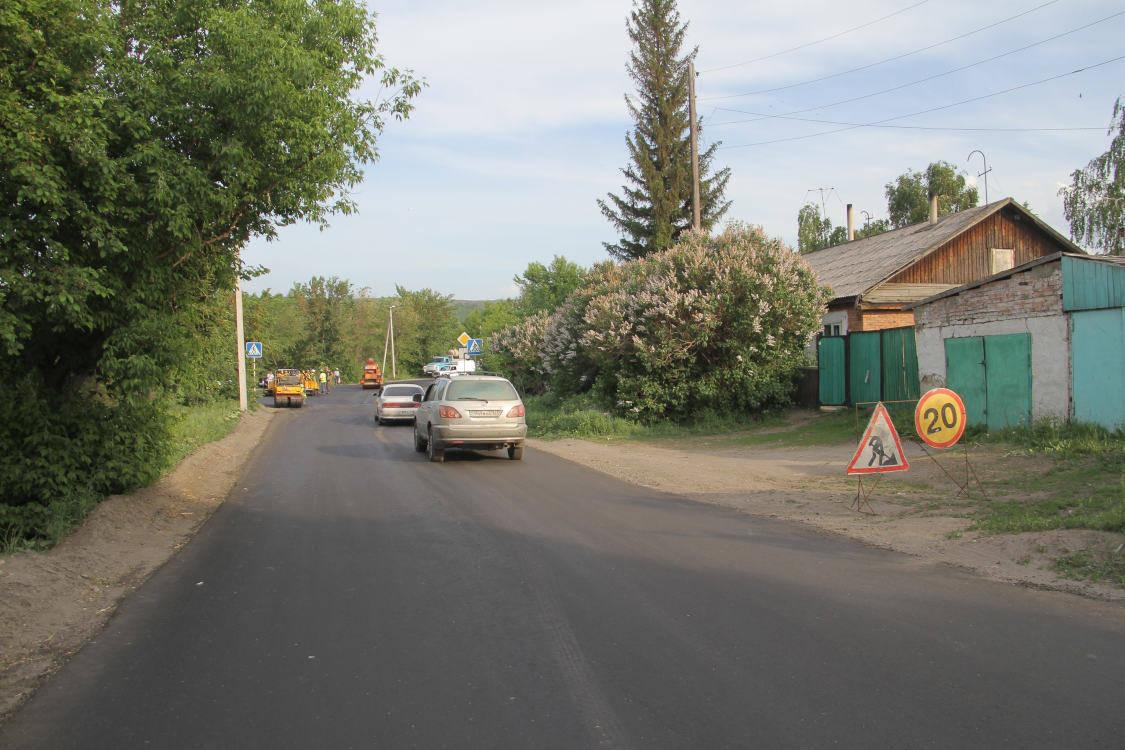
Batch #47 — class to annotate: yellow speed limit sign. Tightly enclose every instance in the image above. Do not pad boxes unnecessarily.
[914,388,967,448]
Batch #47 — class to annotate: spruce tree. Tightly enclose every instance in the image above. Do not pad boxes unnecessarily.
[598,0,730,261]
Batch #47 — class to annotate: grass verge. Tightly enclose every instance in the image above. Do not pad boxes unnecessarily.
[166,399,251,470]
[525,393,794,441]
[968,422,1124,537]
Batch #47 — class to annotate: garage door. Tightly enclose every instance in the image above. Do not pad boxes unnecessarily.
[1071,308,1125,430]
[945,333,1031,431]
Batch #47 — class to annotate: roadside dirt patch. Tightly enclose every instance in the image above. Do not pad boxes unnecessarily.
[0,407,279,721]
[529,434,1125,603]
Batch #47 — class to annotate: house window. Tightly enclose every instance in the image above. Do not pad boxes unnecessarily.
[990,248,1015,274]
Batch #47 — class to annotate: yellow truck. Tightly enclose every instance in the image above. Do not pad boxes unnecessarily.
[273,369,306,408]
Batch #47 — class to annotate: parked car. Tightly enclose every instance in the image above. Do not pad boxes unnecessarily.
[412,374,526,462]
[374,383,424,425]
[422,355,452,377]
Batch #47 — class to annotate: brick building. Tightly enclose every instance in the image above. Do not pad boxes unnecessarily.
[908,252,1125,430]
[804,198,1080,336]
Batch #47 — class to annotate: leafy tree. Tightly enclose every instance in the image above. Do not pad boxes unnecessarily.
[797,204,893,253]
[513,256,588,316]
[1061,98,1125,256]
[387,287,461,377]
[465,300,519,339]
[797,204,834,254]
[597,0,731,260]
[0,0,421,545]
[290,276,356,369]
[885,161,979,228]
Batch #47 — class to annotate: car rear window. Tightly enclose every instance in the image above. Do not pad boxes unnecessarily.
[445,380,519,401]
[383,385,421,397]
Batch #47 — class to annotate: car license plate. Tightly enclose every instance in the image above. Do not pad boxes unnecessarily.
[469,409,502,418]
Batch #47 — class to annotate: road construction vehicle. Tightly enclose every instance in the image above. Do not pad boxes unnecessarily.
[361,359,384,390]
[302,370,319,396]
[273,369,306,408]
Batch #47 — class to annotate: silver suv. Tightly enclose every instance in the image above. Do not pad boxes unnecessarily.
[412,374,527,462]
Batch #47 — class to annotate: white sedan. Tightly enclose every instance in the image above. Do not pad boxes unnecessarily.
[374,383,425,425]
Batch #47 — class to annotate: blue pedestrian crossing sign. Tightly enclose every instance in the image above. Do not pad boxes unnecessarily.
[466,338,484,356]
[246,341,263,358]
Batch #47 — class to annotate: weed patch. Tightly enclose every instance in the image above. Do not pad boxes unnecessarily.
[1053,546,1125,587]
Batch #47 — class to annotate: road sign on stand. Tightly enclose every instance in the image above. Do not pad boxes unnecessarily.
[847,403,910,475]
[246,342,263,358]
[457,332,470,347]
[914,388,967,448]
[466,338,483,356]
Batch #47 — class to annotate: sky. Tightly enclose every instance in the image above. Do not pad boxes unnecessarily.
[241,0,1125,300]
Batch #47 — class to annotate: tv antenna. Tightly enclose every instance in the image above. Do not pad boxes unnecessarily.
[967,150,991,204]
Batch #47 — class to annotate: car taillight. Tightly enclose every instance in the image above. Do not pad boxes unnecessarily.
[507,404,525,418]
[439,406,462,419]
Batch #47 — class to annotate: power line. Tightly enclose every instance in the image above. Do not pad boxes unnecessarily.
[701,0,1062,101]
[720,53,1125,149]
[700,1,929,74]
[707,9,1125,128]
[718,111,1103,133]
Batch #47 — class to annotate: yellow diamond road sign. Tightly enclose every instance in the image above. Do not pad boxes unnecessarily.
[457,332,470,347]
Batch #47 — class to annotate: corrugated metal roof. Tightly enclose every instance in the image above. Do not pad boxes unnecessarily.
[1062,253,1125,311]
[804,198,1014,302]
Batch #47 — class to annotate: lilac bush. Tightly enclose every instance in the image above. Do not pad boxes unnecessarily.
[492,224,828,419]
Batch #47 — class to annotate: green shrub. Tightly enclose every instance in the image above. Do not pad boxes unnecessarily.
[494,225,828,420]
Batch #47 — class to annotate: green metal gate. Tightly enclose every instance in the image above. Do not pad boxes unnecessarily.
[881,327,920,402]
[848,331,882,404]
[816,327,920,406]
[1071,308,1125,430]
[945,333,1031,430]
[817,337,846,406]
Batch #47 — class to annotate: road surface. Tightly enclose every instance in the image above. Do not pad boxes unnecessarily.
[2,385,1123,748]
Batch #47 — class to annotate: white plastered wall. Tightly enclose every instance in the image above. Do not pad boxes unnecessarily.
[915,314,1069,422]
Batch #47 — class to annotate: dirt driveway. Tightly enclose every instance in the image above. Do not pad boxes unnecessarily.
[1,407,1122,721]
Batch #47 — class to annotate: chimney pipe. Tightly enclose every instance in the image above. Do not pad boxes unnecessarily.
[846,204,854,241]
[929,193,939,225]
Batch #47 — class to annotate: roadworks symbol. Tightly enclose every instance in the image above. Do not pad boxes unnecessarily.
[846,402,910,475]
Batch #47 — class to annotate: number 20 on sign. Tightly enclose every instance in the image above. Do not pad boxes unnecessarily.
[914,388,967,449]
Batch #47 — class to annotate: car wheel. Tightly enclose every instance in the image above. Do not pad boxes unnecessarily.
[413,422,426,452]
[508,445,524,461]
[427,428,444,463]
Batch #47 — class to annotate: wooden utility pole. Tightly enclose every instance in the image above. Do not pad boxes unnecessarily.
[688,62,701,232]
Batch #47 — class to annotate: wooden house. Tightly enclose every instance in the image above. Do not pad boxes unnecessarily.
[804,197,1082,336]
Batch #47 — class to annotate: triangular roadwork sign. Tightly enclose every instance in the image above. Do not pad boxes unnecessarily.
[847,402,910,475]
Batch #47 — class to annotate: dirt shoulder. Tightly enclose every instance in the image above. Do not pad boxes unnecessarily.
[1,406,1121,722]
[0,407,279,722]
[529,432,1125,604]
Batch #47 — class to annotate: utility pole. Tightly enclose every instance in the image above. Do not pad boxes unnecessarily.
[389,305,396,379]
[382,305,397,380]
[688,62,701,232]
[234,267,248,412]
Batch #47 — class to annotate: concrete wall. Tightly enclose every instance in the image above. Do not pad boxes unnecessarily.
[913,261,1069,421]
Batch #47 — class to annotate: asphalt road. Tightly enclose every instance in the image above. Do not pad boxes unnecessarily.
[3,384,1123,748]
